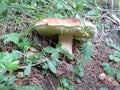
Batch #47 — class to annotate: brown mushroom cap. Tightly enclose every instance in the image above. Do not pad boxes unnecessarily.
[34,18,97,54]
[34,18,97,38]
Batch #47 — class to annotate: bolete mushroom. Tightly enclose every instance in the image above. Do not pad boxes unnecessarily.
[34,18,97,54]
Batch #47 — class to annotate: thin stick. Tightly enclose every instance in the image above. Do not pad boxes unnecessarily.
[19,59,46,69]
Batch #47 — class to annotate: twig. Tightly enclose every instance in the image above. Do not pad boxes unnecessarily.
[95,23,105,43]
[19,59,46,69]
[46,74,56,90]
[101,15,118,24]
[98,7,120,12]
[111,14,120,25]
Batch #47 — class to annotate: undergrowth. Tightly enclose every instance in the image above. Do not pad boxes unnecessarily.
[1,0,118,89]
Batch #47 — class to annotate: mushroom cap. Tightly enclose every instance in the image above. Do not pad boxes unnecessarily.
[34,18,97,38]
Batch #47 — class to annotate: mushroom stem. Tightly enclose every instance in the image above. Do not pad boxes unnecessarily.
[58,34,73,54]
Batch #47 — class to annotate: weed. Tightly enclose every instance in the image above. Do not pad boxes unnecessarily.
[103,42,120,83]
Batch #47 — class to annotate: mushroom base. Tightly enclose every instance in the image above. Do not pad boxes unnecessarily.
[58,34,73,54]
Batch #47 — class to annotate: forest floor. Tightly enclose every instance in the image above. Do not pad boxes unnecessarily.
[15,13,120,90]
[0,1,120,90]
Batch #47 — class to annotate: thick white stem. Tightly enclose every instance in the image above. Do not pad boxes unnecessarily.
[58,34,73,54]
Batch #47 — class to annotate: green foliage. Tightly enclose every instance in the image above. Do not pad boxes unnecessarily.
[105,42,120,82]
[115,87,120,90]
[106,42,120,51]
[116,72,120,82]
[0,50,21,73]
[43,44,73,74]
[80,41,94,62]
[0,33,20,45]
[109,51,120,62]
[99,87,108,90]
[24,63,32,75]
[19,86,43,90]
[47,59,57,74]
[103,63,116,76]
[60,78,71,89]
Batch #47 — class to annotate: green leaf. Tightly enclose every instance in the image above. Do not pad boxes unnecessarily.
[109,55,120,62]
[60,78,71,88]
[87,10,96,16]
[109,51,120,62]
[80,41,93,63]
[43,46,55,53]
[5,60,19,72]
[2,33,20,45]
[0,3,6,13]
[61,49,72,59]
[115,87,120,90]
[0,52,5,59]
[74,76,81,83]
[18,38,31,48]
[20,86,43,90]
[24,63,32,75]
[7,76,16,84]
[103,63,116,76]
[68,85,75,90]
[116,72,120,82]
[57,87,63,90]
[1,50,21,61]
[51,52,59,60]
[99,87,108,90]
[47,60,57,73]
[17,72,24,78]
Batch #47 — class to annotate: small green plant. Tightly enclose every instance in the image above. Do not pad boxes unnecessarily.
[109,51,120,62]
[103,63,116,76]
[42,44,73,74]
[104,42,120,83]
[102,62,120,83]
[60,78,71,89]
[0,50,21,73]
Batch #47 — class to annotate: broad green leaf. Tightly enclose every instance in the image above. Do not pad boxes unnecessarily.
[0,3,6,13]
[0,52,5,59]
[61,49,72,59]
[99,87,108,90]
[2,33,20,45]
[109,51,120,62]
[57,87,63,90]
[103,63,115,76]
[51,52,59,60]
[43,46,55,53]
[17,72,24,78]
[109,55,120,62]
[116,72,120,82]
[1,50,21,61]
[7,76,16,84]
[60,78,70,88]
[20,86,43,90]
[68,85,75,90]
[24,63,32,75]
[18,39,31,47]
[5,60,19,73]
[74,76,81,83]
[47,60,56,73]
